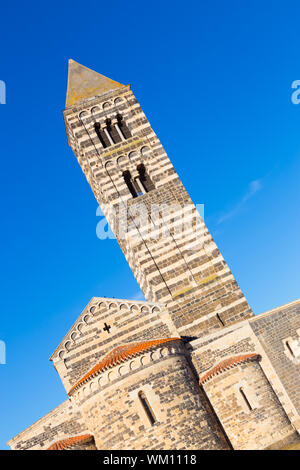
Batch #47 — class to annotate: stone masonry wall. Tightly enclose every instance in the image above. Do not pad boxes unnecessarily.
[51,298,178,392]
[202,360,295,450]
[70,341,229,450]
[250,300,300,417]
[63,84,253,339]
[7,400,87,450]
[190,305,300,448]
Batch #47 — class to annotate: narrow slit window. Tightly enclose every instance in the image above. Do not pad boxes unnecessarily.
[138,391,156,425]
[286,340,295,358]
[239,387,253,411]
[216,313,225,326]
[123,170,137,198]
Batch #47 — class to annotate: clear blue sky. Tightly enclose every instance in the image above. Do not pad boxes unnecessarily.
[0,0,300,450]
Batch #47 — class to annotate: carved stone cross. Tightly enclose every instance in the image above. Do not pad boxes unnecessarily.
[103,322,111,333]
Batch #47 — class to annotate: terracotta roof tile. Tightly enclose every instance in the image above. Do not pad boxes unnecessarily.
[47,434,93,450]
[199,353,260,385]
[68,337,181,395]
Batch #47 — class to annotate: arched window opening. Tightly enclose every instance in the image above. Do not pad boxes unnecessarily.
[123,170,138,198]
[138,391,156,425]
[239,387,253,411]
[117,114,131,140]
[103,118,118,145]
[114,121,126,142]
[136,163,155,193]
[94,122,110,148]
[134,176,147,196]
[96,116,131,149]
[106,118,122,144]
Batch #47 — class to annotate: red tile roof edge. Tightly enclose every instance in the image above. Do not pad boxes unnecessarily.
[68,337,182,395]
[199,353,261,385]
[47,433,94,450]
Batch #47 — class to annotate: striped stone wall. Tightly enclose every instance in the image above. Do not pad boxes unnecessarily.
[7,400,88,450]
[50,297,178,391]
[201,358,295,450]
[70,340,228,450]
[250,299,300,419]
[63,85,253,338]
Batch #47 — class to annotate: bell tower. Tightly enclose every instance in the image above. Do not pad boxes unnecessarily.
[63,59,253,337]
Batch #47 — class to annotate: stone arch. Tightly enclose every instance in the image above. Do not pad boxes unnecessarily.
[108,302,117,310]
[152,306,160,314]
[91,105,101,115]
[78,110,89,119]
[90,381,97,393]
[118,365,126,376]
[140,355,151,366]
[116,155,130,171]
[160,347,169,357]
[108,370,117,382]
[150,350,160,361]
[130,304,139,313]
[105,161,115,175]
[70,332,78,342]
[141,146,151,158]
[119,303,128,311]
[98,301,107,310]
[128,150,139,164]
[98,376,103,387]
[58,350,65,360]
[141,306,150,314]
[130,360,139,370]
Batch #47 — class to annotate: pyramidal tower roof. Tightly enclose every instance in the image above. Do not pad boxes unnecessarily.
[65,59,124,107]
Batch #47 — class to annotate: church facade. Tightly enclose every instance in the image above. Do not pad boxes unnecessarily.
[8,61,300,450]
